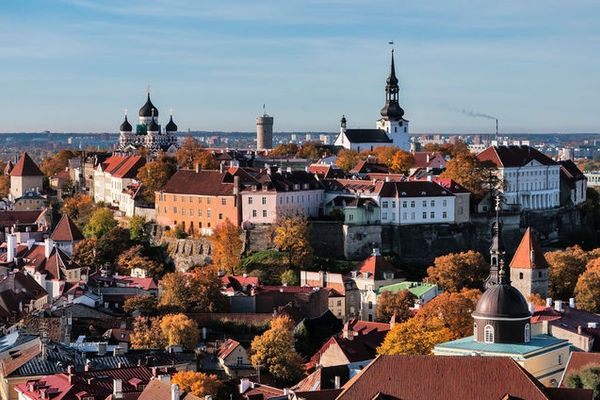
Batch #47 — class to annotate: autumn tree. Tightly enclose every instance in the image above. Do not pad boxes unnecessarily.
[270,143,299,157]
[377,317,453,355]
[375,289,416,323]
[175,135,205,169]
[250,316,305,385]
[0,174,9,198]
[160,313,200,350]
[72,238,100,269]
[41,149,79,177]
[441,152,498,199]
[158,272,190,313]
[335,149,360,173]
[297,141,324,161]
[83,207,117,239]
[158,268,229,314]
[62,194,95,229]
[123,295,158,317]
[129,215,147,242]
[171,371,223,398]
[414,288,481,340]
[574,259,600,313]
[426,250,488,292]
[116,245,160,277]
[136,155,177,202]
[210,219,243,275]
[390,149,415,174]
[527,293,547,307]
[97,226,132,272]
[546,246,600,300]
[130,316,166,349]
[273,214,313,272]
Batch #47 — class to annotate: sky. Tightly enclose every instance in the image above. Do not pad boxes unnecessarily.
[0,0,598,135]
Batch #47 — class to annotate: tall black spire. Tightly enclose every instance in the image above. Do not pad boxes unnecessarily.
[485,196,506,288]
[379,49,404,121]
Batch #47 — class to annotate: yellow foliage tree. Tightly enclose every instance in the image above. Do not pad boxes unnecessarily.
[377,317,453,355]
[546,246,600,300]
[335,149,360,173]
[273,214,313,272]
[130,316,166,349]
[390,149,415,174]
[426,250,488,292]
[210,219,243,275]
[250,316,305,385]
[160,314,200,350]
[574,261,600,313]
[171,371,222,398]
[375,289,415,323]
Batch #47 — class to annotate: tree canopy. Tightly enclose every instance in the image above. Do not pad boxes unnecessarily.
[375,289,415,323]
[158,268,229,314]
[273,214,313,272]
[440,151,498,199]
[210,219,243,275]
[160,313,200,350]
[83,207,117,239]
[565,364,600,400]
[136,155,177,203]
[546,246,600,300]
[574,258,600,313]
[171,371,223,399]
[426,250,488,292]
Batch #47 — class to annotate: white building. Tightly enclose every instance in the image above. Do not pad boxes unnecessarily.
[93,154,145,208]
[477,145,560,210]
[334,49,409,152]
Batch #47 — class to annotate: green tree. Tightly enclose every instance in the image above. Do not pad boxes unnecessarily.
[210,219,243,275]
[565,364,600,400]
[97,226,132,272]
[375,289,416,323]
[280,270,299,286]
[160,313,200,350]
[426,250,488,292]
[250,316,305,385]
[83,208,117,239]
[129,215,147,242]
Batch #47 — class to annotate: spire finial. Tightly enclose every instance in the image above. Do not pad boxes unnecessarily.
[124,108,128,117]
[147,84,151,96]
[169,108,173,117]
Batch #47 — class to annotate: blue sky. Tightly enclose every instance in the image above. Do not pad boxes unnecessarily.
[0,0,598,134]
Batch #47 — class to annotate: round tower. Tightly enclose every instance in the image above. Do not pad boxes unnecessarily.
[256,107,274,150]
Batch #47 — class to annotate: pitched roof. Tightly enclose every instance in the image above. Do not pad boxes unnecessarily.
[560,352,600,387]
[353,251,402,281]
[160,170,235,196]
[477,145,557,168]
[98,154,145,179]
[217,338,243,360]
[293,365,349,391]
[10,153,43,177]
[138,379,203,400]
[509,228,549,269]
[21,243,81,281]
[0,210,47,227]
[50,214,84,242]
[411,152,446,169]
[350,160,391,175]
[309,164,345,179]
[342,129,392,144]
[336,355,560,400]
[378,180,454,198]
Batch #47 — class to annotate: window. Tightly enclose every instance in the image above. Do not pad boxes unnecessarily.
[252,210,257,217]
[558,354,563,365]
[190,209,194,216]
[262,210,267,217]
[173,207,177,214]
[423,200,427,207]
[382,201,389,208]
[519,272,524,279]
[368,301,373,310]
[402,201,407,208]
[348,214,354,222]
[430,200,435,207]
[189,196,193,203]
[181,196,186,202]
[237,356,243,365]
[173,195,177,201]
[248,197,253,204]
[430,212,435,219]
[199,197,202,203]
[402,212,407,220]
[262,197,267,205]
[410,201,415,208]
[337,300,342,306]
[411,212,415,220]
[207,197,211,204]
[207,209,211,218]
[422,212,427,219]
[198,209,202,217]
[442,211,447,218]
[222,198,227,205]
[218,213,223,220]
[181,208,186,216]
[382,212,388,220]
[392,201,396,208]
[473,323,478,339]
[524,323,530,342]
[484,325,494,343]
[443,199,447,207]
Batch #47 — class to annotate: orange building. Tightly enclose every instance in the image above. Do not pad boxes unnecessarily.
[155,168,241,235]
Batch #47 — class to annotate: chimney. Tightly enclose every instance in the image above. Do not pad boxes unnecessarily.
[546,298,553,308]
[7,233,16,263]
[68,365,74,384]
[529,301,535,315]
[171,383,180,400]
[113,379,124,399]
[555,300,563,312]
[239,379,252,394]
[44,238,54,258]
[195,163,200,173]
[578,326,583,335]
[570,298,576,309]
[334,375,341,389]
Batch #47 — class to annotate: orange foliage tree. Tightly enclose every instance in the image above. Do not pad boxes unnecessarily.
[426,250,488,292]
[210,219,244,275]
[171,371,223,398]
[375,289,416,323]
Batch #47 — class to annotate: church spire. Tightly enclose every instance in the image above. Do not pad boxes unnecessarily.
[380,49,404,121]
[486,195,506,287]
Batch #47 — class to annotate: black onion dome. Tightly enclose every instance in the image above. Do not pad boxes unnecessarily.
[341,115,347,125]
[165,115,178,132]
[139,93,158,117]
[380,103,404,119]
[120,115,132,132]
[472,284,531,320]
[147,117,159,132]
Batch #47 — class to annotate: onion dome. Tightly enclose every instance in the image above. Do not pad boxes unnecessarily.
[379,50,404,120]
[147,117,159,132]
[139,92,158,117]
[340,115,347,128]
[120,115,132,132]
[472,282,530,320]
[165,114,178,132]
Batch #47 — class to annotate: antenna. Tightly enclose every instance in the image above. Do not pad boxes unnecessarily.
[495,118,498,141]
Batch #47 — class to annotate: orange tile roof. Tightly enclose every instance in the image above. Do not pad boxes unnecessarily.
[509,228,549,269]
[50,214,84,242]
[353,252,401,281]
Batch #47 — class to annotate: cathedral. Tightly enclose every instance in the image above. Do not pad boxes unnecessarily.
[334,49,410,152]
[118,90,179,153]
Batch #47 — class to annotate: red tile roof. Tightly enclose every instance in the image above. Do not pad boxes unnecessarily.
[21,243,81,280]
[477,145,557,168]
[337,355,561,400]
[138,379,203,400]
[98,154,145,179]
[0,210,47,227]
[509,228,549,269]
[560,352,600,388]
[50,214,84,242]
[217,338,242,360]
[411,152,446,169]
[353,252,402,281]
[160,170,235,196]
[10,153,43,177]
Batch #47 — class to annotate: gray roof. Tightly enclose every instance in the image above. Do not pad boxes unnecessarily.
[343,129,392,144]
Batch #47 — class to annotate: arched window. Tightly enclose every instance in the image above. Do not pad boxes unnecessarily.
[484,325,494,343]
[524,323,530,342]
[473,323,478,339]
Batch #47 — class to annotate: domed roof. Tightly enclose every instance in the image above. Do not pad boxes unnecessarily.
[120,115,132,132]
[147,117,159,132]
[139,93,158,117]
[165,115,178,132]
[472,283,531,320]
[380,103,404,120]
